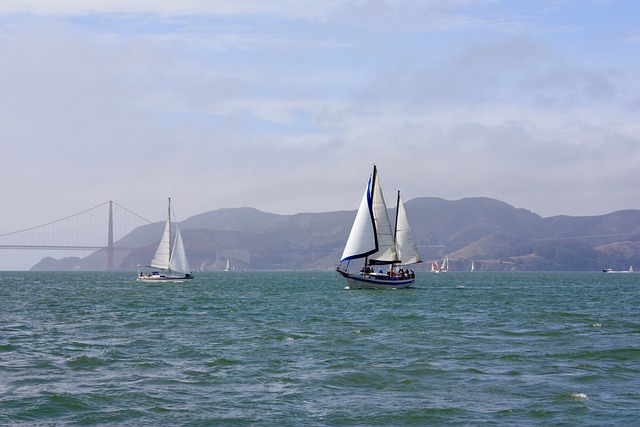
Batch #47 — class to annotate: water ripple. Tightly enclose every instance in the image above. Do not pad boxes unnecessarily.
[1,271,638,426]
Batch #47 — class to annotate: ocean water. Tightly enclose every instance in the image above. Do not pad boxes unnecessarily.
[1,271,638,426]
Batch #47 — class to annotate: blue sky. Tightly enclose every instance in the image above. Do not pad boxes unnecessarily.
[0,0,638,269]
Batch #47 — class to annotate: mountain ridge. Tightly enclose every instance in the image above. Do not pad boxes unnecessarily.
[32,197,640,272]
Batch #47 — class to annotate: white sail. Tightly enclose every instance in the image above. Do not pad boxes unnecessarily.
[169,227,190,274]
[341,176,377,262]
[149,204,172,270]
[368,168,399,264]
[395,195,421,265]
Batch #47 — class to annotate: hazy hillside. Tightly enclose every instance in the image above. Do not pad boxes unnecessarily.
[32,197,640,272]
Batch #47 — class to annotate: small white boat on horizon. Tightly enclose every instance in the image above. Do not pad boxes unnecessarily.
[602,266,634,273]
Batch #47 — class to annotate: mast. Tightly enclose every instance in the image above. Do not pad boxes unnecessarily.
[392,190,401,265]
[107,200,114,269]
[370,164,379,250]
[167,197,172,273]
[394,191,400,242]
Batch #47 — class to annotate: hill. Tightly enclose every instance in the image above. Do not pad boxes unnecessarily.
[32,197,640,272]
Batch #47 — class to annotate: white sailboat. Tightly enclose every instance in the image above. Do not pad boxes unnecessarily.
[137,198,194,282]
[439,257,449,272]
[336,165,421,289]
[225,259,230,272]
[470,261,475,272]
[602,265,635,273]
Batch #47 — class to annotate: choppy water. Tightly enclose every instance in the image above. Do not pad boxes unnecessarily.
[1,271,638,426]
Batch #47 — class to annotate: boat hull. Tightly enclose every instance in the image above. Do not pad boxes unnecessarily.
[337,270,414,289]
[137,274,194,283]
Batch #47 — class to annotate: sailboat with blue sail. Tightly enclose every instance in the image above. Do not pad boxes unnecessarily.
[336,165,421,289]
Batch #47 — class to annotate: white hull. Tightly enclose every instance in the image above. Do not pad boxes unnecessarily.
[337,269,414,289]
[137,273,194,283]
[603,266,634,273]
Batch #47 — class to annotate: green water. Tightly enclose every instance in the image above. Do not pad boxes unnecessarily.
[1,271,638,425]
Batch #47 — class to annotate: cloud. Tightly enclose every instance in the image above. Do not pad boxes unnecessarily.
[0,0,343,19]
[0,1,638,270]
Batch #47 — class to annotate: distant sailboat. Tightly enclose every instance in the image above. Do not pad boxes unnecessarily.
[336,164,421,289]
[430,258,449,273]
[602,266,635,273]
[225,259,230,272]
[137,198,193,282]
[470,261,475,272]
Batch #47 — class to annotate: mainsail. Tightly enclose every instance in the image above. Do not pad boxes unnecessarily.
[149,198,190,275]
[149,202,172,270]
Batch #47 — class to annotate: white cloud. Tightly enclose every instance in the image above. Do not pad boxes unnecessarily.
[0,0,638,269]
[0,0,343,19]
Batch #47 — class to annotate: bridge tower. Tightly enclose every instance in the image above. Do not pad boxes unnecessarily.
[108,200,114,269]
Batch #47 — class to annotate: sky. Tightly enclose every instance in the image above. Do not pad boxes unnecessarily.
[0,0,639,269]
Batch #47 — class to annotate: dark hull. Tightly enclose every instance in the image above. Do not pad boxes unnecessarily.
[337,270,414,289]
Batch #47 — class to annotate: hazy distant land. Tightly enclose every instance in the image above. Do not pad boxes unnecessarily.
[33,197,640,272]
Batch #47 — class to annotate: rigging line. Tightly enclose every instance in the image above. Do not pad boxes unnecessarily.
[0,201,111,238]
[376,167,401,197]
[111,200,155,225]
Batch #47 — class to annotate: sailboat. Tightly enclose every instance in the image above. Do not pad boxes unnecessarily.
[431,261,440,273]
[137,198,194,282]
[439,257,449,272]
[470,261,475,272]
[602,266,635,273]
[224,259,230,272]
[336,165,421,289]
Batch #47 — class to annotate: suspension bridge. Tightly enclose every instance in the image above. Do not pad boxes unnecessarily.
[0,201,155,269]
